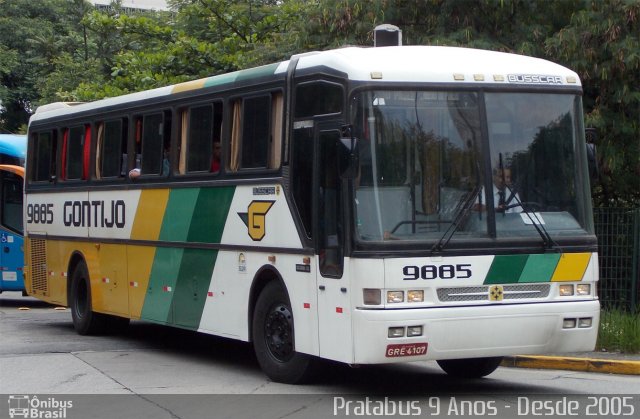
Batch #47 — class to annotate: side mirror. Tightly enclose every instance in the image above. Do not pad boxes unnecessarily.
[338,125,359,178]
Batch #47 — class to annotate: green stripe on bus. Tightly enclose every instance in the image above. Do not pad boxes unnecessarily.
[159,188,200,241]
[142,186,235,326]
[203,62,280,89]
[204,72,238,88]
[172,248,217,330]
[235,63,280,82]
[142,247,184,324]
[518,253,562,283]
[484,254,529,284]
[187,186,235,243]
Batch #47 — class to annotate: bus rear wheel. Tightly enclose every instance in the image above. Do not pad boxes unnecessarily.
[252,281,316,384]
[69,261,108,335]
[437,356,503,378]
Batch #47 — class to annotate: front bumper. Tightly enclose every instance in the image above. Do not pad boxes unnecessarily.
[352,300,600,364]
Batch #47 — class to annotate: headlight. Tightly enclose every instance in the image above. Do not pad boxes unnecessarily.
[559,284,574,296]
[407,290,424,303]
[407,326,423,337]
[388,327,405,338]
[578,317,593,328]
[576,284,591,296]
[387,291,404,303]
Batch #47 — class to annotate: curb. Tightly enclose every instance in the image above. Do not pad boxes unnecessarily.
[502,355,640,375]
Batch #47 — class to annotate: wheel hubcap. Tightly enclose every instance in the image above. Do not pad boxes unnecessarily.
[264,303,294,362]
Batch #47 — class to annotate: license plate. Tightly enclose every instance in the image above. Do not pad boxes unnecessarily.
[385,343,428,358]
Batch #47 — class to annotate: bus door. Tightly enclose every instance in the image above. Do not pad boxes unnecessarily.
[314,122,353,362]
[0,165,25,293]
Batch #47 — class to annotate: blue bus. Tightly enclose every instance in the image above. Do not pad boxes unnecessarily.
[0,134,26,295]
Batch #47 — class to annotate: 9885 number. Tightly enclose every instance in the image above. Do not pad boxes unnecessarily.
[403,264,472,280]
[27,203,54,224]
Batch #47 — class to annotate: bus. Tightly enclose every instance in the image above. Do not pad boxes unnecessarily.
[24,44,599,383]
[0,134,26,295]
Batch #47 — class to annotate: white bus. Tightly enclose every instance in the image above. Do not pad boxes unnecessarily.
[25,44,599,383]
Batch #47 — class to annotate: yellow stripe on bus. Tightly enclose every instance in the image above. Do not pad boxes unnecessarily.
[130,189,170,241]
[172,78,207,94]
[551,253,592,282]
[127,245,157,319]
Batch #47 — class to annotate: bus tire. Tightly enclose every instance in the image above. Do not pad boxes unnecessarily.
[252,281,317,384]
[69,262,107,335]
[437,356,503,378]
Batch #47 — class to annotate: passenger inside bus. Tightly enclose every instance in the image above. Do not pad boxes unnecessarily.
[128,145,170,179]
[210,140,221,173]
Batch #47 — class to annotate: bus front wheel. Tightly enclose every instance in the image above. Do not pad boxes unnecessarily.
[437,356,503,378]
[252,281,317,384]
[69,262,108,335]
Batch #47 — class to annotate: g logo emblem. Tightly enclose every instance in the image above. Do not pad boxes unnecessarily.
[239,201,275,241]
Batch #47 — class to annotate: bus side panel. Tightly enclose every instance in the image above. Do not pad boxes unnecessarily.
[92,243,129,317]
[197,185,320,355]
[135,186,233,329]
[126,245,156,320]
[127,189,170,320]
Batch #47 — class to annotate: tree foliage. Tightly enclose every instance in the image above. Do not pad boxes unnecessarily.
[0,0,637,205]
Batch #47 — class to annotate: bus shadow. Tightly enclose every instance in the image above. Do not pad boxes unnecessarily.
[96,321,559,395]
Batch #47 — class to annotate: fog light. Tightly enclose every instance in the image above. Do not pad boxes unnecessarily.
[407,290,424,303]
[388,327,405,338]
[563,318,577,329]
[578,317,592,328]
[559,284,574,296]
[576,284,591,296]
[387,291,404,303]
[363,289,381,305]
[407,326,423,337]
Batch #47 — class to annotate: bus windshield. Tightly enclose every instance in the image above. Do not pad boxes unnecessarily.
[351,90,592,244]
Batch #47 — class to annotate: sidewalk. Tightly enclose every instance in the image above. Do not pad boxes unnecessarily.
[502,351,640,375]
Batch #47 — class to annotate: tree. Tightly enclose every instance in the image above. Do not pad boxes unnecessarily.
[74,0,311,100]
[546,0,640,206]
[0,0,95,133]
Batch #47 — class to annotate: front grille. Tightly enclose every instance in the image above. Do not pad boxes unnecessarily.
[29,239,48,294]
[437,286,487,302]
[437,284,550,302]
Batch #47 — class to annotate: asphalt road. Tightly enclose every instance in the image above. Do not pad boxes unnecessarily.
[1,292,639,419]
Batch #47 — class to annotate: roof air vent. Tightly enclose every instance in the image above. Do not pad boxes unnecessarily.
[374,24,402,47]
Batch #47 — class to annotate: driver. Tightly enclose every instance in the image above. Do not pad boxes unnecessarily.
[475,168,522,213]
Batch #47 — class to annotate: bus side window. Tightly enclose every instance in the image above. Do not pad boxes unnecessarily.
[294,81,343,118]
[97,118,128,179]
[291,126,314,239]
[134,111,171,177]
[30,130,57,183]
[229,92,282,172]
[180,102,223,174]
[0,171,23,234]
[63,125,89,181]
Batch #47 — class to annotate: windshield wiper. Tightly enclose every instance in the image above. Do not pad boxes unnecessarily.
[431,185,481,253]
[503,185,559,251]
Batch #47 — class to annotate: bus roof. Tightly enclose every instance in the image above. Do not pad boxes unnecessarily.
[0,134,27,159]
[294,46,581,86]
[30,46,581,124]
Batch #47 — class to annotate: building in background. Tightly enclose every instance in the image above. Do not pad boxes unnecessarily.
[88,0,169,12]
